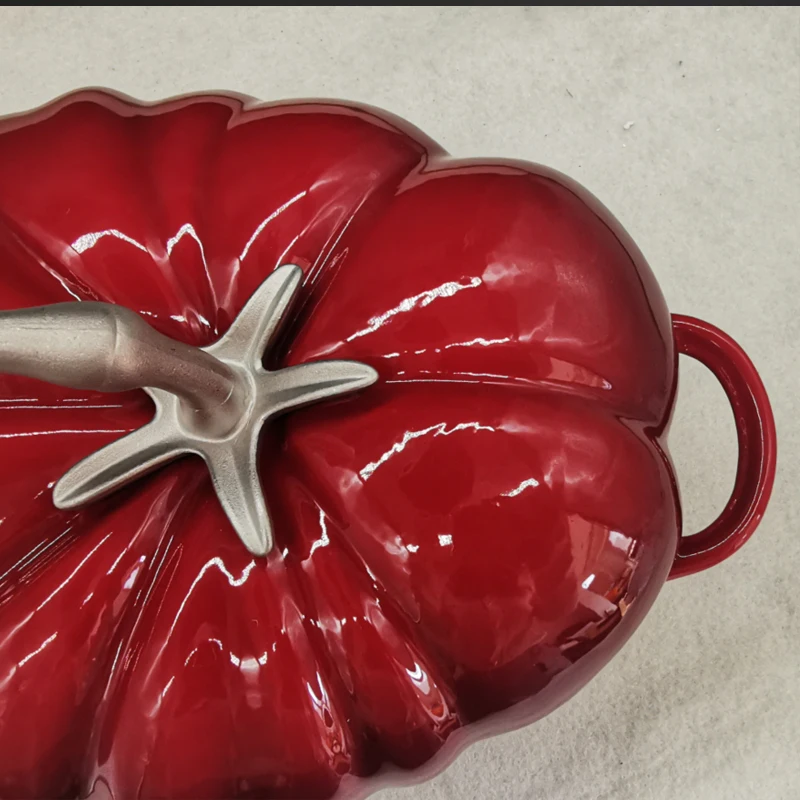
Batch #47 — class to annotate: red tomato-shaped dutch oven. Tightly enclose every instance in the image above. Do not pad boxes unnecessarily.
[0,91,776,799]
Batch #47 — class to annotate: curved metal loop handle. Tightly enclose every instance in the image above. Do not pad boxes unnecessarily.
[669,315,777,580]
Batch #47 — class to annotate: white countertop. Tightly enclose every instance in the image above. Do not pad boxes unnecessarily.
[1,7,798,799]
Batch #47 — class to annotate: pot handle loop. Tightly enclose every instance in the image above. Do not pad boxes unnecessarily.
[668,315,776,579]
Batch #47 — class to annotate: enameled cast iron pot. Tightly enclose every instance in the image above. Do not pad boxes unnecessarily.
[0,91,776,799]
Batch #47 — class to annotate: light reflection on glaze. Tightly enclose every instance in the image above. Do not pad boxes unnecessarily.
[609,529,634,552]
[190,556,257,588]
[359,421,495,480]
[164,557,257,642]
[445,335,510,350]
[347,277,482,342]
[71,228,148,254]
[239,190,308,262]
[0,428,126,439]
[503,477,540,497]
[309,509,331,556]
[166,222,206,258]
[16,632,58,669]
[35,532,114,613]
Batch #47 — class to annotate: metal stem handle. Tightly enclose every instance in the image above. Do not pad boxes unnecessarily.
[0,303,241,428]
[0,266,378,556]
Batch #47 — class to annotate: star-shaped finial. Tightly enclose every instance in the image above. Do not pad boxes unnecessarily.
[45,265,377,555]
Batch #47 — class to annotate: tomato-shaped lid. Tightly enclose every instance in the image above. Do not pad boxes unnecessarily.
[0,91,775,799]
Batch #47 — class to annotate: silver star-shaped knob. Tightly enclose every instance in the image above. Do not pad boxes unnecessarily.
[0,265,377,556]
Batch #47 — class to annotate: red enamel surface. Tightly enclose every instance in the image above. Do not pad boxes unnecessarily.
[0,92,775,799]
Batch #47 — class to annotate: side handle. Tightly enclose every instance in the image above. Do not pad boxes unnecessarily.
[669,315,777,579]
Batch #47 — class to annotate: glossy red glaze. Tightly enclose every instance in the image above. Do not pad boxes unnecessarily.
[0,91,776,799]
[669,315,775,578]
